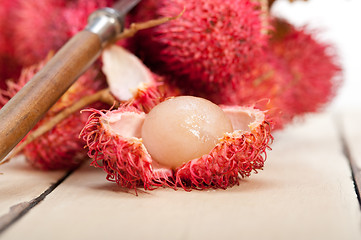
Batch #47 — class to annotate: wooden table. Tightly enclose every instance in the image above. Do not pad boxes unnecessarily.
[1,110,360,240]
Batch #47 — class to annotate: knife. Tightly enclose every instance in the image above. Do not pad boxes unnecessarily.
[0,0,141,161]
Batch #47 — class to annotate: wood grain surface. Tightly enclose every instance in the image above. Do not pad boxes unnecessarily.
[0,112,360,240]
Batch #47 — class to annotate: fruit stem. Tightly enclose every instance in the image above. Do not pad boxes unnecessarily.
[0,88,116,167]
[257,0,270,35]
[113,8,185,42]
[268,0,275,8]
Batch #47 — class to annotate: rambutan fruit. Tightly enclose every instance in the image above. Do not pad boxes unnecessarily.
[166,47,288,129]
[131,0,268,88]
[191,50,294,129]
[0,56,107,170]
[1,42,177,170]
[170,18,342,129]
[0,0,19,55]
[0,0,21,89]
[268,18,342,116]
[80,96,273,190]
[13,0,114,66]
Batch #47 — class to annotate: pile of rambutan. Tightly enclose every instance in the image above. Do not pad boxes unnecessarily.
[130,0,341,128]
[0,0,342,191]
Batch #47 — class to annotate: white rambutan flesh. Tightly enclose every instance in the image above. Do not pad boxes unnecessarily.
[141,96,233,169]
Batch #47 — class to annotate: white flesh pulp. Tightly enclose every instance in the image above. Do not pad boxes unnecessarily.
[141,96,233,169]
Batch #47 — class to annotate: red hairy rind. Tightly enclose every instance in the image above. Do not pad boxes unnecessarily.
[13,0,114,66]
[0,56,107,170]
[80,107,173,190]
[128,83,166,113]
[269,18,342,116]
[0,54,50,107]
[80,105,273,191]
[179,51,291,129]
[23,112,91,170]
[131,0,268,87]
[126,78,180,113]
[175,106,273,190]
[24,69,106,170]
[0,0,21,89]
[175,19,342,129]
[176,121,272,190]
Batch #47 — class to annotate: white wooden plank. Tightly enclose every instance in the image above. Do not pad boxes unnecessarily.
[337,110,361,168]
[1,113,360,240]
[336,109,361,198]
[0,156,67,232]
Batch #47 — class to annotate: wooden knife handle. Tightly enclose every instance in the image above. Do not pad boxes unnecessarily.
[0,30,102,160]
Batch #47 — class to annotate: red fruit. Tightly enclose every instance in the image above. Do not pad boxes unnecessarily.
[269,18,342,115]
[80,96,273,190]
[131,0,268,88]
[0,56,106,170]
[177,105,272,190]
[0,54,49,108]
[0,0,21,89]
[0,0,19,55]
[175,19,342,129]
[62,0,115,37]
[13,0,114,66]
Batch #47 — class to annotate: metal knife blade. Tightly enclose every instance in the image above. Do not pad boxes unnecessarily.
[113,0,141,17]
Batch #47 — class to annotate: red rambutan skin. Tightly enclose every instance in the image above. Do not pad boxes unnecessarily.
[0,0,21,89]
[173,19,342,129]
[176,50,291,129]
[23,111,92,170]
[0,0,19,55]
[12,0,114,66]
[80,103,273,191]
[24,72,106,170]
[80,107,173,190]
[268,18,342,116]
[124,75,181,114]
[175,111,272,190]
[0,56,107,170]
[131,0,268,87]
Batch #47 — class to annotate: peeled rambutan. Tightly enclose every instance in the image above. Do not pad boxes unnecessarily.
[0,43,178,170]
[131,0,268,88]
[0,56,107,170]
[13,0,114,66]
[80,96,273,190]
[268,18,342,115]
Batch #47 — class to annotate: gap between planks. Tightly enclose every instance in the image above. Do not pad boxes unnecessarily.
[333,110,361,208]
[0,169,74,236]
